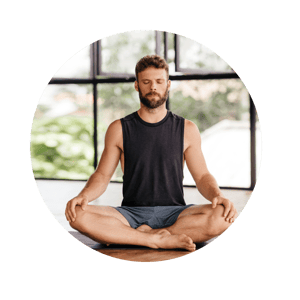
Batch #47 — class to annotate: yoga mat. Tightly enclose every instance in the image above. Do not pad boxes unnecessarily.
[68,231,214,250]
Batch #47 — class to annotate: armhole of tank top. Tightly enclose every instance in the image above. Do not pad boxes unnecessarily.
[181,118,185,171]
[120,118,126,156]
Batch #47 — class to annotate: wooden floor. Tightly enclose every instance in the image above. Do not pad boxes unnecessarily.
[97,248,191,262]
[69,231,211,262]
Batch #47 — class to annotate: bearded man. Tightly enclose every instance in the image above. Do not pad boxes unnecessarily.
[65,55,237,251]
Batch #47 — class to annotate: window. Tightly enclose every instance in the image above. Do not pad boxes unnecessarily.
[175,35,233,73]
[31,84,94,180]
[31,30,259,189]
[169,79,250,187]
[99,31,156,76]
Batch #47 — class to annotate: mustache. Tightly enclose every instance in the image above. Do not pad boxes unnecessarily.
[145,91,159,96]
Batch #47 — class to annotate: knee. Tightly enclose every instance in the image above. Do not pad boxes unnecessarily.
[206,205,231,237]
[69,206,89,232]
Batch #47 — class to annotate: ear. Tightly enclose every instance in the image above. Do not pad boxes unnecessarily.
[134,81,139,92]
[167,79,171,90]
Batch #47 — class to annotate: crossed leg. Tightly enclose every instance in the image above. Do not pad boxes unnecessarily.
[69,204,232,251]
[69,205,196,251]
[136,204,232,243]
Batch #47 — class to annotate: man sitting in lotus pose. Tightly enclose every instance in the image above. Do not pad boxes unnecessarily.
[65,55,238,251]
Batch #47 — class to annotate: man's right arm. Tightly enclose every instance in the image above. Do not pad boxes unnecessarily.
[65,120,122,222]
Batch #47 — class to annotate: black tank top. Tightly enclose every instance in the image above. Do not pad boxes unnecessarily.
[120,110,186,206]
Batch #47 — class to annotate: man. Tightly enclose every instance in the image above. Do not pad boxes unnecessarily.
[65,55,238,252]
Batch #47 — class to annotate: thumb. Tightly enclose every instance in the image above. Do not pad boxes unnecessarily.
[81,199,88,210]
[211,198,218,208]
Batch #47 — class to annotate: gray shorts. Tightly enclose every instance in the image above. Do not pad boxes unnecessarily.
[114,205,194,229]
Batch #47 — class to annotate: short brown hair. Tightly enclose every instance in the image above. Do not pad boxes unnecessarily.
[135,55,169,81]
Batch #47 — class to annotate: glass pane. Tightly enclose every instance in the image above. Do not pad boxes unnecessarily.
[97,82,140,181]
[31,84,94,179]
[179,35,232,72]
[100,31,156,75]
[170,79,250,188]
[52,45,90,78]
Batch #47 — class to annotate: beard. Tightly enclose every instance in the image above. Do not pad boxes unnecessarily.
[138,87,169,109]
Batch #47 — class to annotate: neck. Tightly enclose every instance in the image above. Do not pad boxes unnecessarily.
[137,104,168,123]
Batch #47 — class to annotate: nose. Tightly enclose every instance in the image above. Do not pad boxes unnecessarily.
[150,81,157,90]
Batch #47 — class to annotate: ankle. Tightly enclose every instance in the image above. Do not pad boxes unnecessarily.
[147,233,163,249]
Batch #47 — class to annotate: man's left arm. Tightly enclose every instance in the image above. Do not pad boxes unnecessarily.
[184,120,238,223]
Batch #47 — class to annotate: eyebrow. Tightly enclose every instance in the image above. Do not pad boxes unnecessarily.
[142,78,165,81]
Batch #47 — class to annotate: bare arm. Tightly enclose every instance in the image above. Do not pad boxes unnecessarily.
[78,120,122,202]
[184,120,237,222]
[184,120,222,199]
[65,120,122,222]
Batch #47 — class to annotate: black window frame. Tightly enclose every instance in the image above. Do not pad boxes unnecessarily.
[46,31,257,190]
[174,34,236,76]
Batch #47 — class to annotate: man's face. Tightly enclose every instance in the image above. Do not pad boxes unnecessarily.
[135,67,171,109]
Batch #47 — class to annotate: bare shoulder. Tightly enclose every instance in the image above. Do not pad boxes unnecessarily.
[105,119,123,149]
[107,119,122,134]
[184,119,201,148]
[185,119,199,133]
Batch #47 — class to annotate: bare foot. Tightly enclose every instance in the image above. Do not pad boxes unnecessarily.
[136,225,171,236]
[156,229,171,237]
[136,224,152,232]
[152,233,196,252]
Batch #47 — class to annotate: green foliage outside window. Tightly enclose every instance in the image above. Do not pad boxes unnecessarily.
[170,79,248,132]
[31,116,94,179]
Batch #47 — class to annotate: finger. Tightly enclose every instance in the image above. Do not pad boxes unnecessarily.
[70,201,77,221]
[228,207,238,223]
[65,203,71,222]
[225,209,235,222]
[66,203,74,223]
[211,198,218,208]
[229,215,236,223]
[65,205,72,223]
[223,204,231,219]
[226,217,233,223]
[65,211,71,223]
[65,209,69,222]
[232,211,239,222]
